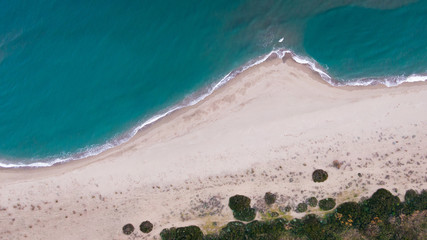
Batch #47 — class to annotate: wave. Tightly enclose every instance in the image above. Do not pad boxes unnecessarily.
[1,48,426,168]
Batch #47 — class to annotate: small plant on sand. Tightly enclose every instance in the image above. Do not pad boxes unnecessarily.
[122,223,134,235]
[312,169,328,182]
[307,197,318,207]
[296,203,307,213]
[319,198,336,211]
[264,192,277,205]
[229,195,251,211]
[140,221,153,233]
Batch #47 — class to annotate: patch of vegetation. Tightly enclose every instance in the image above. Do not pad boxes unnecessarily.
[319,198,336,211]
[158,188,427,240]
[233,207,256,222]
[228,195,251,211]
[312,169,328,182]
[122,223,134,235]
[296,203,307,213]
[264,192,277,205]
[228,194,256,222]
[307,197,318,207]
[139,221,153,233]
[160,225,203,240]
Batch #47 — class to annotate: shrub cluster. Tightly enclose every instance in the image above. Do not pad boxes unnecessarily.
[160,225,203,240]
[228,194,256,222]
[159,188,427,240]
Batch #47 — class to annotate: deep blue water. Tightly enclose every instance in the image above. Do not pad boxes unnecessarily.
[0,0,425,166]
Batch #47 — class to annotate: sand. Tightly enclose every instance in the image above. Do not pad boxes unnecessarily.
[0,56,426,240]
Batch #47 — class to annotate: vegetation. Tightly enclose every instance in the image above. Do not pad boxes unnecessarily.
[160,225,203,240]
[229,195,251,211]
[264,192,277,205]
[139,220,153,233]
[312,169,328,182]
[228,194,256,222]
[295,203,307,213]
[122,223,134,235]
[307,197,318,207]
[318,198,336,211]
[159,188,427,240]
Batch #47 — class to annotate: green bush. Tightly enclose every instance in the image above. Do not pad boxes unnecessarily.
[319,198,336,211]
[307,197,318,207]
[296,203,307,213]
[403,189,427,214]
[264,192,277,205]
[122,223,134,235]
[140,221,153,233]
[360,188,401,223]
[245,220,283,240]
[176,226,204,240]
[229,195,251,211]
[233,208,256,222]
[312,169,328,182]
[325,201,362,232]
[160,227,176,240]
[269,218,288,234]
[219,221,245,240]
[301,214,336,240]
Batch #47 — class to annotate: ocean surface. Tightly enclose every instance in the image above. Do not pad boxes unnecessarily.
[0,0,426,167]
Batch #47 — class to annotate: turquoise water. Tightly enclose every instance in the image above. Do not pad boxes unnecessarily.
[0,0,425,166]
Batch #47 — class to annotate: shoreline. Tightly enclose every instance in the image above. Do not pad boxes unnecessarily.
[1,49,427,169]
[1,56,427,239]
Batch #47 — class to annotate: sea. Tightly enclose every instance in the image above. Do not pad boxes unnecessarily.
[0,0,426,167]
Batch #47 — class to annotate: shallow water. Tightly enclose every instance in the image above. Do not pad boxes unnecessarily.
[0,0,425,166]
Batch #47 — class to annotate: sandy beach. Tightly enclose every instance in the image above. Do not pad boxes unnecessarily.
[1,56,426,240]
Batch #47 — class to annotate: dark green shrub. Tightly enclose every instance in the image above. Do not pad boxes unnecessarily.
[403,189,427,214]
[203,234,219,240]
[404,189,418,203]
[288,218,304,236]
[264,192,277,205]
[326,202,362,231]
[160,227,176,240]
[229,195,251,211]
[122,223,134,235]
[270,218,288,233]
[319,198,336,211]
[301,214,335,240]
[361,188,401,222]
[176,226,204,240]
[312,169,328,182]
[307,197,318,207]
[219,221,245,240]
[296,203,307,213]
[233,208,256,222]
[245,220,268,236]
[140,221,153,233]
